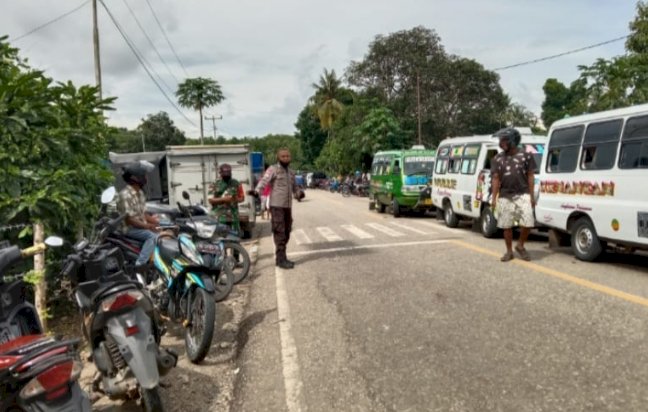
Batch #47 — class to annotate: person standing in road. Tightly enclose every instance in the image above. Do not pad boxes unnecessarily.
[209,163,245,235]
[491,127,537,262]
[253,148,300,269]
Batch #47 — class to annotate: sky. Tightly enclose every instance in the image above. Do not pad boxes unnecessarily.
[1,0,638,139]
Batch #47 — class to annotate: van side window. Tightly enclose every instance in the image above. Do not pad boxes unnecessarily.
[461,144,481,175]
[620,115,648,169]
[371,157,382,176]
[547,126,584,173]
[580,119,622,170]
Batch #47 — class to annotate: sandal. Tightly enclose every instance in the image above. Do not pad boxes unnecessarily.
[515,245,531,261]
[500,251,514,262]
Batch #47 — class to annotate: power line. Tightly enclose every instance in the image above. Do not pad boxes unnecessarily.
[99,0,197,127]
[13,0,90,42]
[120,0,181,86]
[493,35,629,71]
[143,0,189,77]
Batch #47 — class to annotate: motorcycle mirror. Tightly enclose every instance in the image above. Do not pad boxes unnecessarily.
[182,191,191,201]
[44,236,64,247]
[101,186,117,204]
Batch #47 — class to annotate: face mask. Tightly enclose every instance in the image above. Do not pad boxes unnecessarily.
[279,161,290,168]
[222,174,232,182]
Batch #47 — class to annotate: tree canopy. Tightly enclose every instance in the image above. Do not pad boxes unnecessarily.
[176,77,225,140]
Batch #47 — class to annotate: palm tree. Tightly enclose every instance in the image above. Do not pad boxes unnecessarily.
[311,69,344,135]
[176,77,225,143]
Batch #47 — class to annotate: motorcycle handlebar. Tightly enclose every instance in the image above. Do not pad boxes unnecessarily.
[61,257,79,278]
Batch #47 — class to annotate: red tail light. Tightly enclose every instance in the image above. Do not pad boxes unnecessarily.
[20,360,82,400]
[100,291,144,312]
[125,325,140,336]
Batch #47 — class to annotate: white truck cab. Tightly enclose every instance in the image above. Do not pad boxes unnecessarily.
[431,128,547,237]
[535,104,648,261]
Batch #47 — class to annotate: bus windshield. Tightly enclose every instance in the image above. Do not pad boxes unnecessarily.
[404,156,435,176]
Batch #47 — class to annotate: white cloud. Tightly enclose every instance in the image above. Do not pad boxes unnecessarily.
[2,0,637,137]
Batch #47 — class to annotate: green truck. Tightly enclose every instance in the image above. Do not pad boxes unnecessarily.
[369,147,437,217]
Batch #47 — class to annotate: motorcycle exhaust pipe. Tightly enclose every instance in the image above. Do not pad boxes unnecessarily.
[157,347,178,375]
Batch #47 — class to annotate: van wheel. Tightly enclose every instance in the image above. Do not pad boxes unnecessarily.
[571,217,605,261]
[444,204,459,228]
[392,199,401,218]
[480,206,498,238]
[375,198,385,213]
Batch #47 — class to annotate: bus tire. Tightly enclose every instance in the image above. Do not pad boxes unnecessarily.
[444,204,459,228]
[392,199,401,218]
[571,217,605,261]
[480,206,498,238]
[375,198,386,213]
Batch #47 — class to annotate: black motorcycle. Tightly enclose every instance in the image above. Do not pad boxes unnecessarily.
[0,237,91,412]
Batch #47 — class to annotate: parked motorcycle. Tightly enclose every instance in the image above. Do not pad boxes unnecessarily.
[147,228,217,363]
[0,236,91,411]
[177,191,251,285]
[61,187,176,411]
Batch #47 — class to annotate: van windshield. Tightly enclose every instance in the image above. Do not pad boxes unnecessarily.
[404,156,435,176]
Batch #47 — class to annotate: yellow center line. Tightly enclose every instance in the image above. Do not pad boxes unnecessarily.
[450,239,648,308]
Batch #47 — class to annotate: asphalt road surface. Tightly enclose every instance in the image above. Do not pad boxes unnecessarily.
[233,189,648,412]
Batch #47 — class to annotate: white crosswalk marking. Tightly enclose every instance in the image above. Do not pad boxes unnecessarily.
[293,229,312,245]
[340,224,375,239]
[388,221,430,235]
[316,226,343,242]
[366,223,405,237]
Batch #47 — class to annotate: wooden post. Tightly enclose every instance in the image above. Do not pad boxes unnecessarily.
[33,223,48,331]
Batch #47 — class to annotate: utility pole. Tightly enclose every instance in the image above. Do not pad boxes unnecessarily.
[416,70,422,146]
[92,0,103,100]
[204,115,223,140]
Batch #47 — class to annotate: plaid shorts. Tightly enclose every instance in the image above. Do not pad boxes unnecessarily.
[496,194,535,229]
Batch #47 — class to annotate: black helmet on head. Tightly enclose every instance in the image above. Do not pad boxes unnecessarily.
[493,127,521,148]
[122,160,154,187]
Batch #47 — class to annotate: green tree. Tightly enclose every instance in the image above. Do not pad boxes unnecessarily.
[248,134,304,169]
[311,69,346,134]
[137,111,186,151]
[346,27,507,145]
[295,104,328,167]
[106,127,142,153]
[176,77,225,143]
[0,37,115,328]
[503,102,538,129]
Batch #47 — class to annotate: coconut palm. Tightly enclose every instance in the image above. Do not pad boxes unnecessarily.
[176,77,225,142]
[311,69,344,134]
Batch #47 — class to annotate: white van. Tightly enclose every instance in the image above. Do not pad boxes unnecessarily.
[535,104,648,261]
[431,128,547,237]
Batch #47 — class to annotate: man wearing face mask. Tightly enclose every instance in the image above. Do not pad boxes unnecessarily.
[491,127,537,262]
[252,148,301,269]
[209,163,245,234]
[117,161,160,268]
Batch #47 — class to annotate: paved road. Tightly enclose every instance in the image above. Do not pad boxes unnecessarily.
[233,189,648,412]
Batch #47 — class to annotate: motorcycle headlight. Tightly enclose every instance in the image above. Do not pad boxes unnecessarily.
[195,222,216,239]
[179,234,204,265]
[156,213,173,225]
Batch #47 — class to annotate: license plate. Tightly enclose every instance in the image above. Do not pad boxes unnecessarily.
[197,243,220,254]
[423,198,432,205]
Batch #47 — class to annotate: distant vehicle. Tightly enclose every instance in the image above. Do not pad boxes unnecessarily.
[369,147,436,217]
[307,171,327,188]
[536,103,648,261]
[431,129,547,237]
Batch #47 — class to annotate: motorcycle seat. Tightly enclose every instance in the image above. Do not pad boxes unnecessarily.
[158,238,180,262]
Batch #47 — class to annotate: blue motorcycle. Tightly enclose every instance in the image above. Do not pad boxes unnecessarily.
[150,232,216,364]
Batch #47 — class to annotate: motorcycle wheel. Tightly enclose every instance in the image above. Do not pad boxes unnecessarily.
[223,242,251,284]
[213,267,234,302]
[185,288,215,363]
[141,386,165,412]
